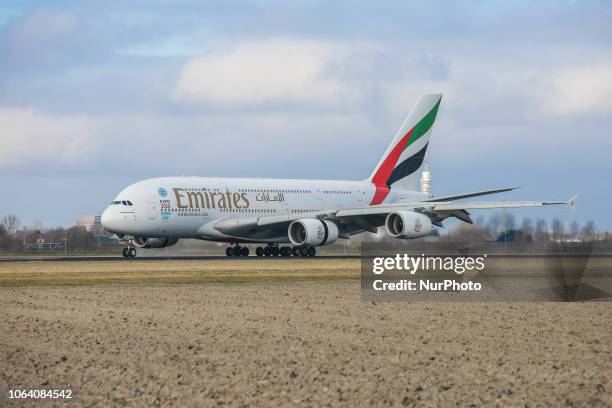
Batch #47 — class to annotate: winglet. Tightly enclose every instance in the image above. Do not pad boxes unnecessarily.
[567,194,578,212]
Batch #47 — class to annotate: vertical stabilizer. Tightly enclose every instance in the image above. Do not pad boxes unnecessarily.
[368,93,441,205]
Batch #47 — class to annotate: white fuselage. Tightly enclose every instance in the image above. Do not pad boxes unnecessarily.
[101,177,428,243]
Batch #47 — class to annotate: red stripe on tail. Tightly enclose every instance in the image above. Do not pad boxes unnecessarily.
[369,128,413,205]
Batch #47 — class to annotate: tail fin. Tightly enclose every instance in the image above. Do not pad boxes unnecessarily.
[368,93,442,205]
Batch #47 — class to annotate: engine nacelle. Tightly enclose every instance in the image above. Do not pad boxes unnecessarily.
[385,211,432,239]
[133,237,179,248]
[288,219,339,246]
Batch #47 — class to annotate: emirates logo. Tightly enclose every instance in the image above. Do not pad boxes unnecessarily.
[414,219,422,233]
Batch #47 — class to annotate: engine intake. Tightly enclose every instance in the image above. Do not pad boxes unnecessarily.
[385,211,432,239]
[133,237,179,248]
[288,219,339,246]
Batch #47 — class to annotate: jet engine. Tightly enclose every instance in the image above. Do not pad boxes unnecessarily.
[133,237,179,248]
[288,219,339,246]
[385,211,432,239]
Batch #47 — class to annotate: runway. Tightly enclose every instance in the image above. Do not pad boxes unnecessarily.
[2,253,610,263]
[0,255,361,263]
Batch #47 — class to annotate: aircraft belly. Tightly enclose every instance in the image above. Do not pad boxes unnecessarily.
[196,218,289,243]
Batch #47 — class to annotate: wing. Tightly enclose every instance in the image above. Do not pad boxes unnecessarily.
[251,196,576,234]
[335,197,575,228]
[206,196,576,239]
[421,187,518,202]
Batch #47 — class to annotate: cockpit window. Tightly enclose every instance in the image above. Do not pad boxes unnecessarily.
[121,201,128,205]
[110,200,133,206]
[127,201,133,206]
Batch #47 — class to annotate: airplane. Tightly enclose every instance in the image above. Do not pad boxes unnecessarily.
[101,94,575,257]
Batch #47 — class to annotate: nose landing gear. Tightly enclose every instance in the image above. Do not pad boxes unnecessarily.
[122,245,137,258]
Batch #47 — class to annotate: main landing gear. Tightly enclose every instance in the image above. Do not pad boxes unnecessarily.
[257,245,316,257]
[225,245,250,257]
[224,244,317,257]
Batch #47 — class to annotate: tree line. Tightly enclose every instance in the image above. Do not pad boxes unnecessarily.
[0,212,607,252]
[438,213,601,242]
[0,214,115,252]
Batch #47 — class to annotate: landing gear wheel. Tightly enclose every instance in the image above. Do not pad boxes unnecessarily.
[129,248,137,258]
[256,247,264,257]
[307,247,316,257]
[122,248,129,258]
[271,247,280,257]
[241,246,249,257]
[264,247,272,256]
[226,247,234,257]
[280,247,291,257]
[233,246,243,257]
[291,247,300,257]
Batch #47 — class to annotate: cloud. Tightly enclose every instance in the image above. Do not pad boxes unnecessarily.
[92,110,379,179]
[0,105,380,180]
[377,52,612,167]
[171,39,363,106]
[0,108,99,168]
[0,9,79,68]
[546,60,612,115]
[0,2,610,229]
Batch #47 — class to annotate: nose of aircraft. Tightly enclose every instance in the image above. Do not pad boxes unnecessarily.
[101,208,119,234]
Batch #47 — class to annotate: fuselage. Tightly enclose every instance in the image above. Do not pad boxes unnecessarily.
[101,177,428,243]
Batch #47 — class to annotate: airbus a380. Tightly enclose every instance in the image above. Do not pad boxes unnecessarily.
[101,94,575,257]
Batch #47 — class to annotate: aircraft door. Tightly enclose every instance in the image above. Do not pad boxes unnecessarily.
[147,201,158,219]
[353,188,363,202]
[314,187,322,200]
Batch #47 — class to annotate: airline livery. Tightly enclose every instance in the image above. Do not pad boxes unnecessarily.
[101,94,574,257]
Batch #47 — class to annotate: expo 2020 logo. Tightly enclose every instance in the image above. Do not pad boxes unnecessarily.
[158,187,168,197]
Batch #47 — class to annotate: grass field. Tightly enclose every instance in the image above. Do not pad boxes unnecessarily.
[0,259,361,286]
[2,256,610,287]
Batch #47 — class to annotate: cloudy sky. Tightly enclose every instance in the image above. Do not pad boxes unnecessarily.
[1,0,611,230]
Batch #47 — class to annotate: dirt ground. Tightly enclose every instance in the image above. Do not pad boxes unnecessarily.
[0,262,610,407]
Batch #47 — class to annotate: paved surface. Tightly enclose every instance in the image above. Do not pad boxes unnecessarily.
[0,255,361,263]
[2,254,610,263]
[1,282,610,407]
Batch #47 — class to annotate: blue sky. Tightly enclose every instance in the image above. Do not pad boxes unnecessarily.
[1,1,611,230]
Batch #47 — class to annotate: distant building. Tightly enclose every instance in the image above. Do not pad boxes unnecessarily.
[76,215,102,233]
[495,229,533,243]
[95,235,121,244]
[27,238,65,250]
